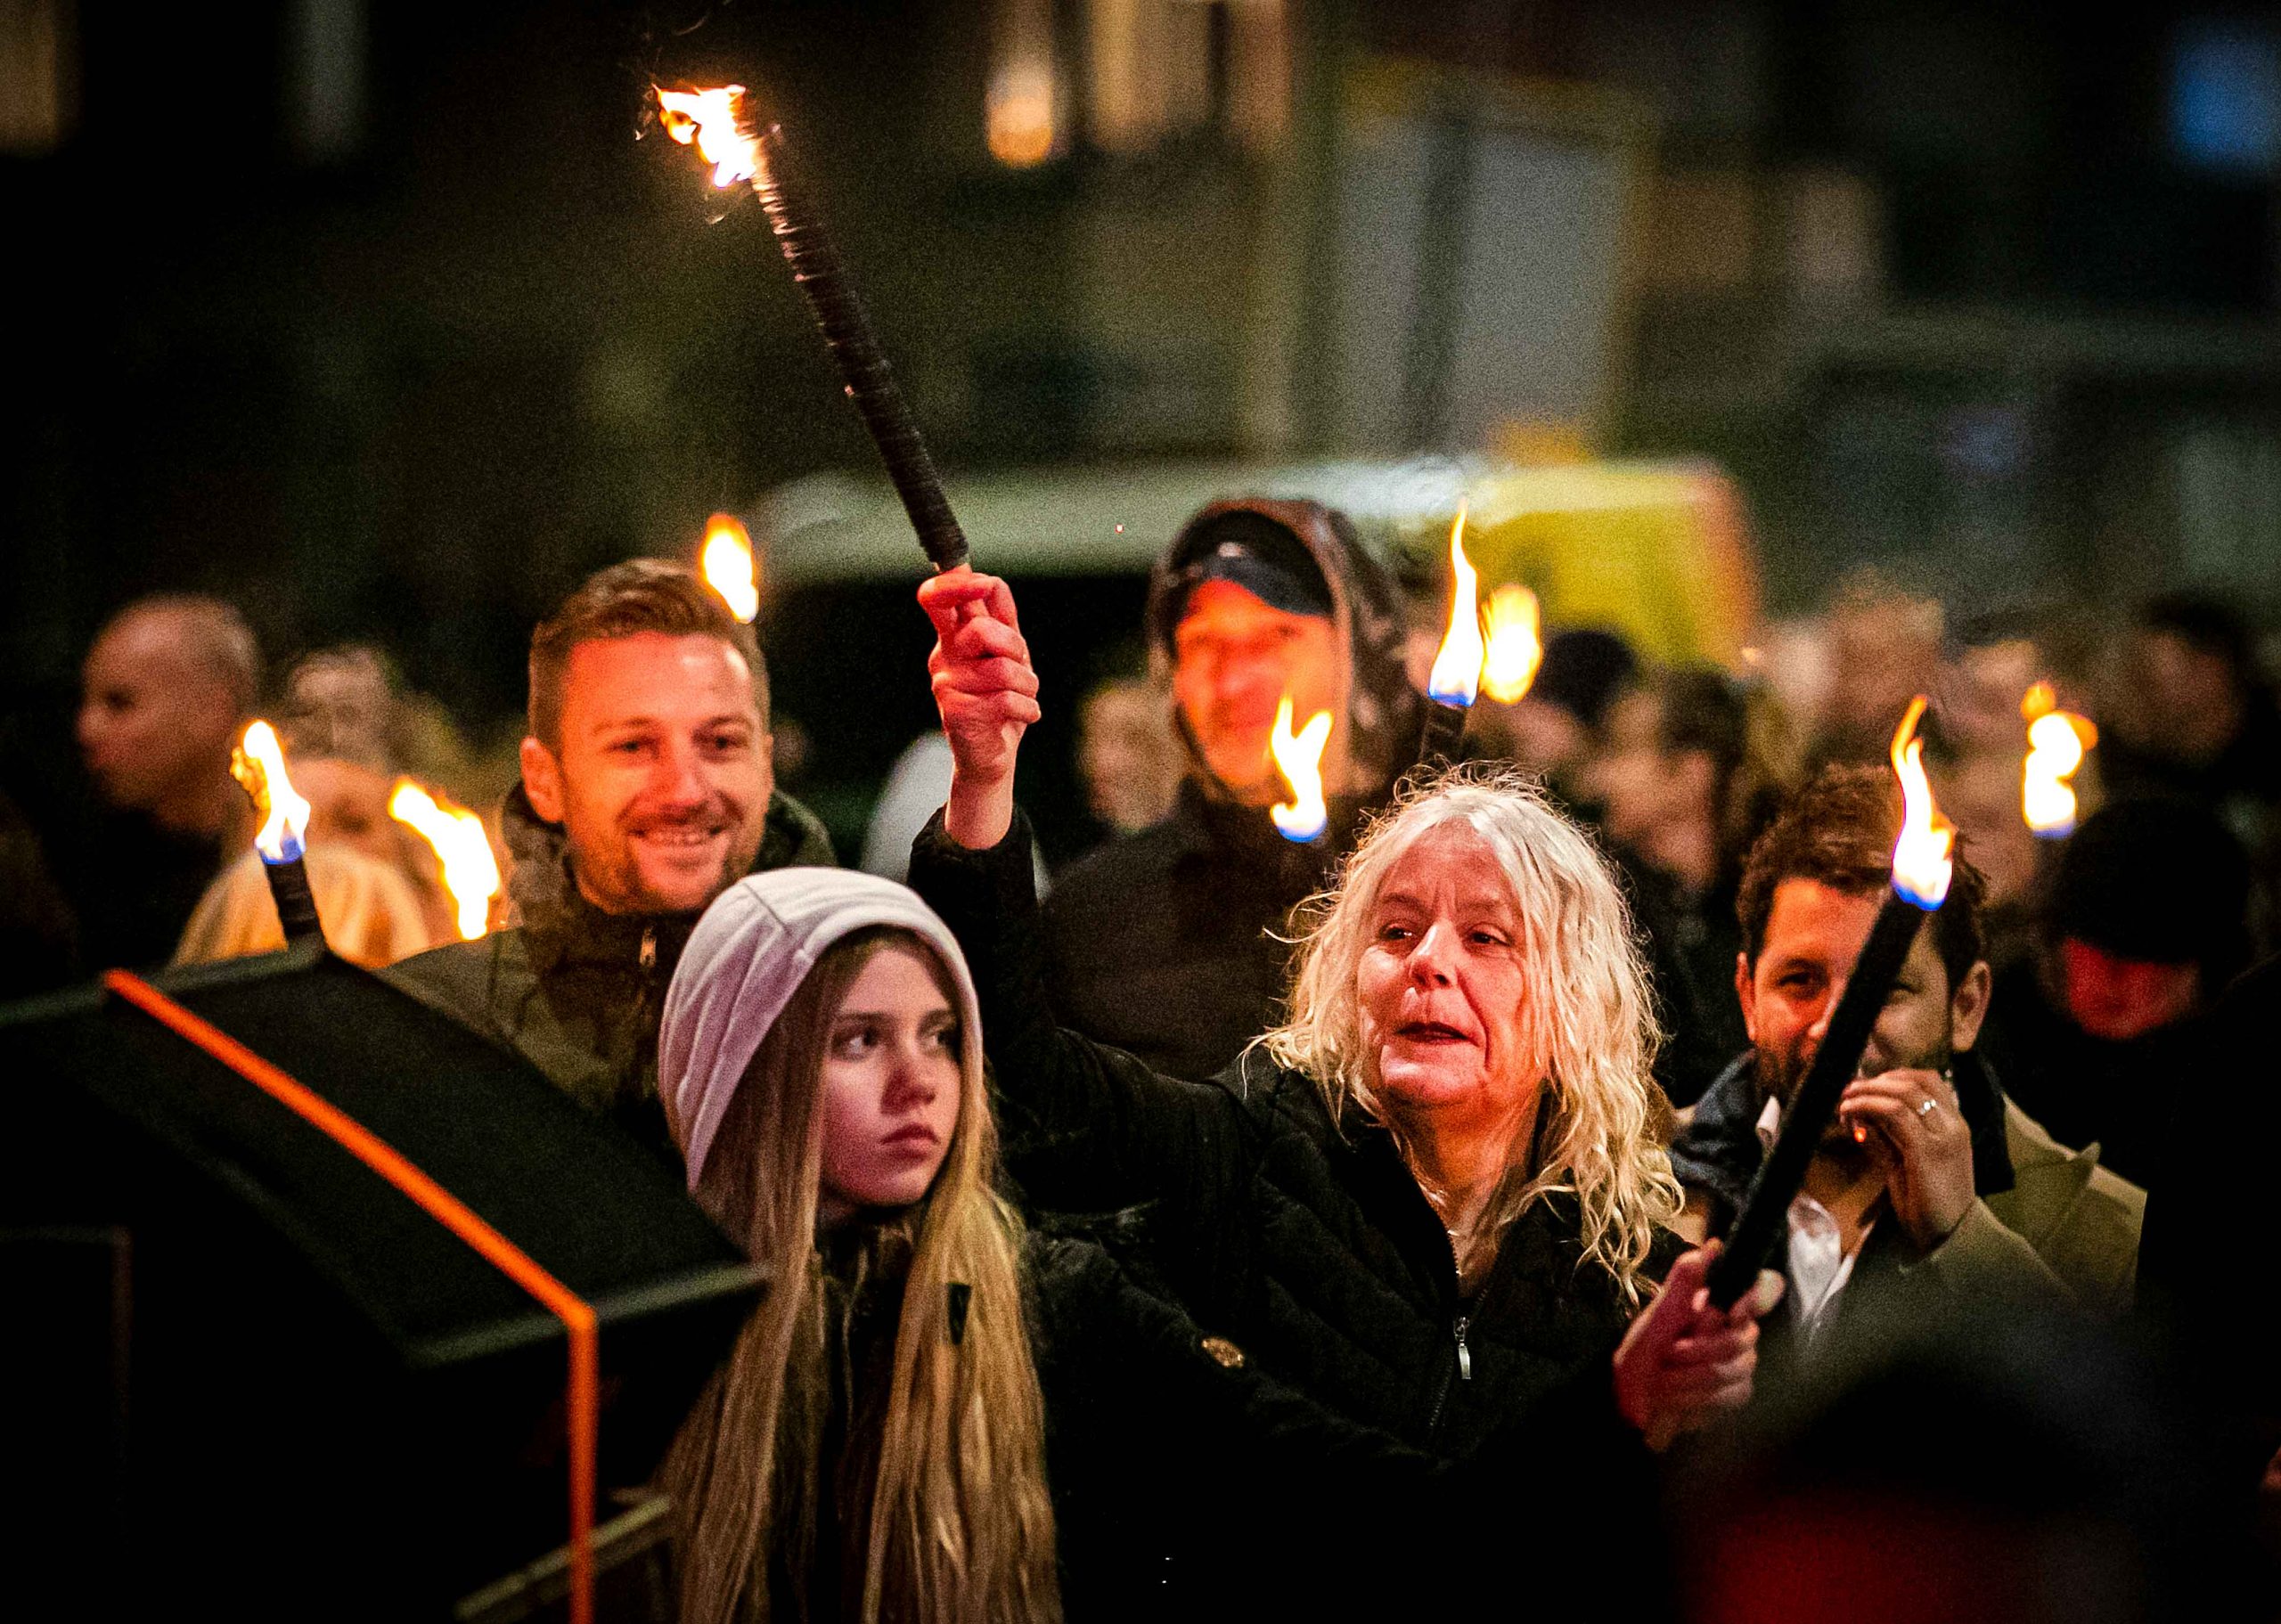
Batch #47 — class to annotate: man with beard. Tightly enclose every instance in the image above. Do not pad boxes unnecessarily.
[1668,766,2143,1367]
[1039,500,1420,1079]
[388,559,833,1163]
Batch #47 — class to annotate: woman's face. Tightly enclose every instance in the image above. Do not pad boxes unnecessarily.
[1354,823,1538,1124]
[816,943,964,1225]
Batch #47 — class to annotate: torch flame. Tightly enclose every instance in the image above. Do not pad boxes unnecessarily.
[2022,680,2057,721]
[1425,507,1484,708]
[1888,696,1954,910]
[231,721,311,864]
[1268,693,1334,844]
[656,86,764,190]
[389,780,503,941]
[700,512,760,623]
[1480,584,1542,705]
[2023,706,2097,839]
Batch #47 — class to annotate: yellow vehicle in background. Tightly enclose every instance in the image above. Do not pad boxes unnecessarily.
[758,453,1760,672]
[745,453,1760,860]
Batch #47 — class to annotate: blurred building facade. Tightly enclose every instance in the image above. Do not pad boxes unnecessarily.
[3,0,2277,728]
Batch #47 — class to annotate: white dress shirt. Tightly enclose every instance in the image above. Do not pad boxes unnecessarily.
[1756,1096,1876,1341]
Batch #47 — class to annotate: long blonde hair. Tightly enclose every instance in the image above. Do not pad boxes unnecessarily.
[658,927,1060,1624]
[1263,765,1681,1304]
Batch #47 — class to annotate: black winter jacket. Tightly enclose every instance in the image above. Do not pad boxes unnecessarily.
[1041,780,1363,1080]
[913,809,1674,1464]
[1041,497,1421,1081]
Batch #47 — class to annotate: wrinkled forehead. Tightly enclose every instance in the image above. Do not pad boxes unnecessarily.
[1369,818,1517,915]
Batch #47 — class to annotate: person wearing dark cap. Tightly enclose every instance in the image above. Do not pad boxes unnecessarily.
[1038,499,1421,1080]
[1980,796,2253,1189]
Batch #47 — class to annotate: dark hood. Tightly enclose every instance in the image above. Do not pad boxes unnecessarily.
[497,779,837,942]
[1146,497,1422,799]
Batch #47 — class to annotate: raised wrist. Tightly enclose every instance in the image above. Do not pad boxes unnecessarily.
[944,771,1016,850]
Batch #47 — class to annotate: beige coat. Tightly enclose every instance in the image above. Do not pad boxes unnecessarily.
[1674,1097,2146,1323]
[1983,1098,2146,1322]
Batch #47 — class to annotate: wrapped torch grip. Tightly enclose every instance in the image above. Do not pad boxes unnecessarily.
[1418,699,1470,769]
[263,855,325,947]
[1703,891,1933,1309]
[754,126,969,575]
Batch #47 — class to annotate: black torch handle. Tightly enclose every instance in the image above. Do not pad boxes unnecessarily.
[753,125,969,575]
[1418,699,1470,769]
[1703,889,1932,1309]
[264,854,325,947]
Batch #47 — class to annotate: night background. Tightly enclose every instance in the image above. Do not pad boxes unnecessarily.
[4,1,2278,851]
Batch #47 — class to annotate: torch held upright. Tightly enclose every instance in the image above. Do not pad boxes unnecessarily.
[1703,891,1931,1310]
[753,125,969,574]
[1418,699,1469,768]
[263,854,325,948]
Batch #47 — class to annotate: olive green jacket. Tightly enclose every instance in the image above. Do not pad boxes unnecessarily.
[385,788,834,1165]
[1983,1098,2146,1322]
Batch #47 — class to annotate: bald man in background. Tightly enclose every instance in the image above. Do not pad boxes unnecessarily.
[52,596,259,970]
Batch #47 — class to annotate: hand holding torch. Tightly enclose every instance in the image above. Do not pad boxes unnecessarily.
[1704,696,1957,1310]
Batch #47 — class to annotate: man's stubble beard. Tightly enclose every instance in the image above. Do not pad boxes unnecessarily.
[1754,1030,1953,1152]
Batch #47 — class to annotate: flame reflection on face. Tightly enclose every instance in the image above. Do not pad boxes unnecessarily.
[389,779,503,940]
[231,721,312,863]
[1425,507,1484,708]
[1480,584,1541,705]
[1269,693,1334,843]
[656,86,763,190]
[700,512,760,623]
[1888,695,1955,910]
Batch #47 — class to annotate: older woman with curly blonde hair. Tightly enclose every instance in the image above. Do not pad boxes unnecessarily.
[903,573,1775,1593]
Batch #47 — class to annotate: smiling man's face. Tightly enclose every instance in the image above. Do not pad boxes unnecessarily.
[521,632,773,916]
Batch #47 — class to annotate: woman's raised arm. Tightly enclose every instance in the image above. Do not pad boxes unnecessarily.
[912,570,1252,1223]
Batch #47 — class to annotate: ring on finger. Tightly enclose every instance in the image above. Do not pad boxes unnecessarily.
[1917,1097,1937,1119]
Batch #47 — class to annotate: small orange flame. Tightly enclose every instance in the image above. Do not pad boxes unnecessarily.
[656,86,764,190]
[700,512,760,623]
[389,779,503,941]
[2023,706,2097,838]
[1480,584,1542,705]
[2021,680,2057,721]
[1426,507,1484,707]
[1889,696,1954,910]
[231,721,311,864]
[1268,693,1334,843]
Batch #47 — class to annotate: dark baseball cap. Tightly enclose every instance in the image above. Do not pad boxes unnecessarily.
[1156,509,1336,644]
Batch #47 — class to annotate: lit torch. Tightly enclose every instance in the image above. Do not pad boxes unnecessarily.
[388,780,503,942]
[1419,507,1484,763]
[1705,695,1955,1309]
[655,86,969,574]
[2021,681,2096,839]
[1480,583,1542,706]
[699,511,760,623]
[1269,693,1335,844]
[229,721,323,947]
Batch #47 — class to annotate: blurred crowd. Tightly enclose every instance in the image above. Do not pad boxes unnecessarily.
[4,496,2278,1618]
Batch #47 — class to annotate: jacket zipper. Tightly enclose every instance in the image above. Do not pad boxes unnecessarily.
[1424,1312,1473,1436]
